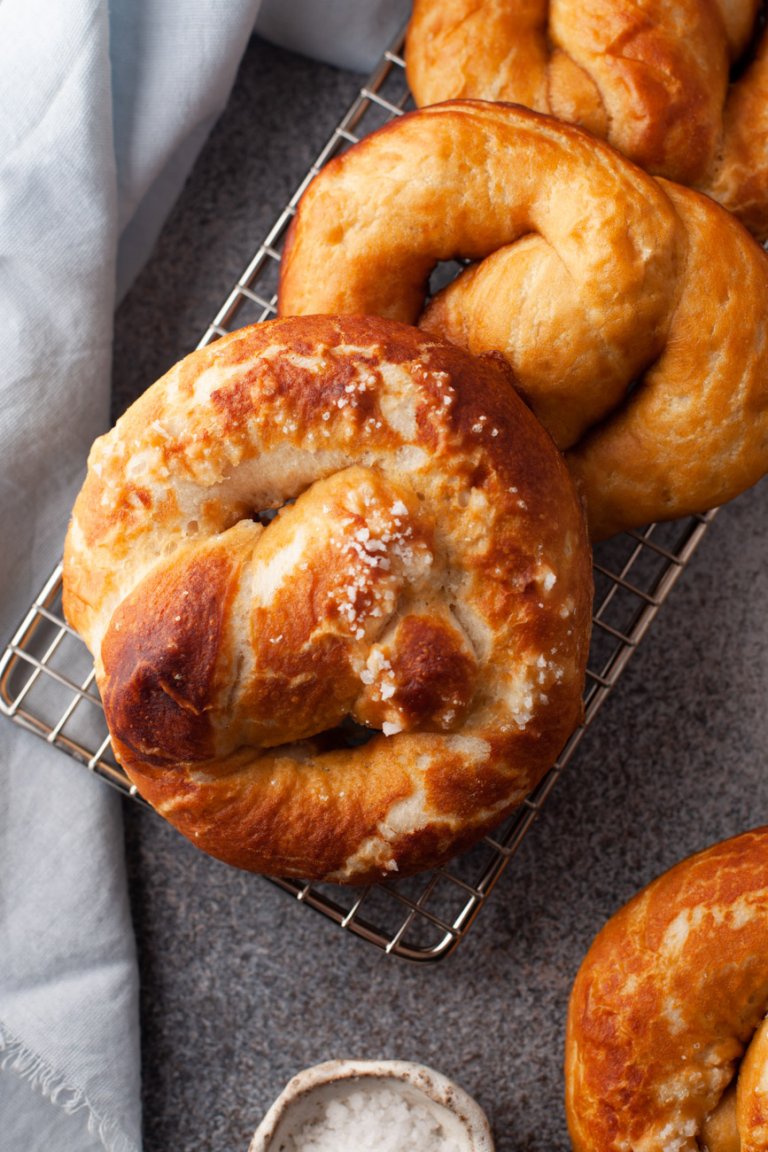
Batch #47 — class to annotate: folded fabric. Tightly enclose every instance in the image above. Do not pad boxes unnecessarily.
[0,0,260,1148]
[0,2,129,1145]
[0,1,410,1149]
[256,0,410,72]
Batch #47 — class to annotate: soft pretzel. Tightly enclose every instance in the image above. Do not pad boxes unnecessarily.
[63,315,592,884]
[405,0,768,241]
[565,827,768,1152]
[278,100,768,541]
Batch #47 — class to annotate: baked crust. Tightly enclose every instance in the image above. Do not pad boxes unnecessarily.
[278,100,768,541]
[63,315,592,883]
[565,828,768,1152]
[428,177,768,541]
[405,0,768,240]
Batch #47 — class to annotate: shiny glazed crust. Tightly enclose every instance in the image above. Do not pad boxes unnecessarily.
[63,315,592,883]
[565,828,768,1152]
[405,0,768,241]
[278,101,768,541]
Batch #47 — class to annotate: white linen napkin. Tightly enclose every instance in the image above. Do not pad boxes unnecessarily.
[0,1,258,1148]
[256,0,410,72]
[0,1,408,1149]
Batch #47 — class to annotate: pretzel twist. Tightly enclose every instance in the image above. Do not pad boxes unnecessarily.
[405,0,768,240]
[63,316,592,883]
[565,828,768,1152]
[278,101,768,541]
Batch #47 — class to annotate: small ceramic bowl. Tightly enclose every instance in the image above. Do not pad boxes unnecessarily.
[248,1058,495,1151]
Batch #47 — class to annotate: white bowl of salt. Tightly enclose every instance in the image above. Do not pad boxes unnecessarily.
[247,1058,494,1152]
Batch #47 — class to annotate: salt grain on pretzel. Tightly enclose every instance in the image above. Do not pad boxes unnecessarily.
[63,315,592,883]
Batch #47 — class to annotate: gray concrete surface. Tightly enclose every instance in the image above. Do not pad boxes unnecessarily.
[113,33,768,1152]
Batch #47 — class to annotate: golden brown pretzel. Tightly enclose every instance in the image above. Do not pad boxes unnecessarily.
[405,0,768,241]
[565,828,768,1151]
[278,101,768,541]
[63,315,592,883]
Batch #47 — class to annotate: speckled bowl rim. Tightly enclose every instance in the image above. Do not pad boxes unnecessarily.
[247,1058,495,1151]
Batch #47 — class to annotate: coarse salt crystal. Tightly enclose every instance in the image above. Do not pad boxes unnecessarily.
[282,1083,465,1152]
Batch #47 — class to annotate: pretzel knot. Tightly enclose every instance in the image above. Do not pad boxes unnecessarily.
[63,316,592,883]
[406,0,768,240]
[566,828,768,1152]
[278,101,768,541]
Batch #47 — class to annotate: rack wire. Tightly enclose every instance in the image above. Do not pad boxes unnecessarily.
[0,30,719,961]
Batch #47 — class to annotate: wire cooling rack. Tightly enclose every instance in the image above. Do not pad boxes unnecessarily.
[0,29,720,961]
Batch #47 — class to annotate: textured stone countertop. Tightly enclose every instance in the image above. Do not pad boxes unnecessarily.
[112,32,768,1152]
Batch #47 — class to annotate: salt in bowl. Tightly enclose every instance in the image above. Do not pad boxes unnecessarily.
[247,1058,495,1152]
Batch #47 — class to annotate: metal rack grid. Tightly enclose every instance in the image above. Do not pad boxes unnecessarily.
[0,30,720,961]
